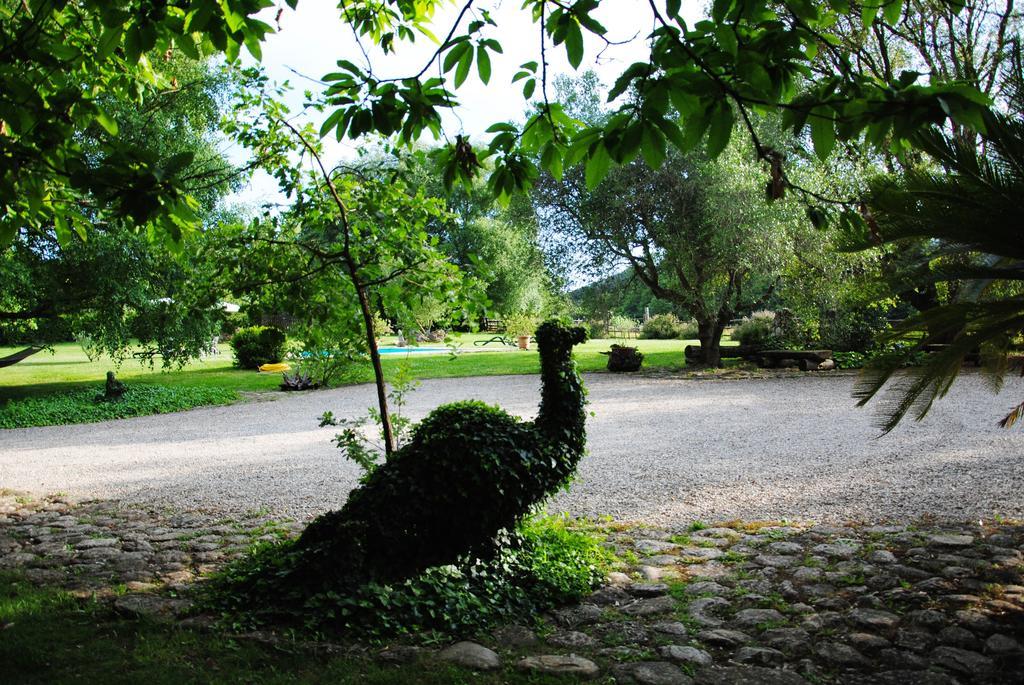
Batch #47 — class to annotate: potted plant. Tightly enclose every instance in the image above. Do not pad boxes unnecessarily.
[600,315,643,371]
[503,313,538,350]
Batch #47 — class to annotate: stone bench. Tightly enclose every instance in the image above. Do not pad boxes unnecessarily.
[756,349,834,371]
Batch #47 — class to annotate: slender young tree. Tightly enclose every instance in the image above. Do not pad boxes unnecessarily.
[224,85,483,455]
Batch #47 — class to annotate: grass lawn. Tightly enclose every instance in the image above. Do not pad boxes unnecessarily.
[0,572,585,685]
[0,334,725,403]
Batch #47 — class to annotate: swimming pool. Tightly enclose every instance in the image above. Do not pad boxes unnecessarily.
[378,346,449,355]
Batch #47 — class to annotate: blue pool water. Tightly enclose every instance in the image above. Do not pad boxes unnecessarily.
[378,346,449,355]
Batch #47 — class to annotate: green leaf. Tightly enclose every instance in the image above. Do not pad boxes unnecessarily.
[523,79,536,99]
[883,0,902,24]
[320,108,344,138]
[476,46,491,84]
[712,0,734,22]
[95,110,118,136]
[640,127,666,169]
[54,214,74,248]
[163,152,195,177]
[862,1,880,28]
[680,110,711,151]
[810,106,836,160]
[715,26,737,57]
[442,41,469,73]
[584,144,611,189]
[176,35,201,60]
[454,49,473,88]
[704,103,733,158]
[666,0,682,18]
[0,221,16,248]
[565,22,584,69]
[653,116,686,150]
[97,25,123,60]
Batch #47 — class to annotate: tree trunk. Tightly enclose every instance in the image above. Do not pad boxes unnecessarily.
[353,280,395,457]
[694,317,725,368]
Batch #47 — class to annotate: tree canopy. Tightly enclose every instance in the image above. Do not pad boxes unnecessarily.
[2,0,998,246]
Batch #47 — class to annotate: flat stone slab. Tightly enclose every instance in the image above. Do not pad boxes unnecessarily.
[623,595,677,617]
[848,608,901,630]
[616,661,692,685]
[436,641,500,671]
[659,645,712,666]
[693,666,809,685]
[734,608,785,628]
[547,630,599,648]
[113,595,192,619]
[636,539,680,554]
[928,534,974,547]
[516,655,600,679]
[698,629,753,648]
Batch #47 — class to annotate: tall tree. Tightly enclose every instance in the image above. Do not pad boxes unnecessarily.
[223,84,484,455]
[537,145,800,366]
[0,0,271,244]
[0,56,240,362]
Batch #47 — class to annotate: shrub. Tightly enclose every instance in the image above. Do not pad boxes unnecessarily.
[502,313,538,337]
[207,513,610,638]
[219,311,249,339]
[0,385,238,429]
[229,326,286,369]
[604,344,643,371]
[678,319,699,339]
[731,311,776,347]
[818,306,891,353]
[372,313,393,337]
[641,313,686,339]
[608,314,639,333]
[833,351,867,369]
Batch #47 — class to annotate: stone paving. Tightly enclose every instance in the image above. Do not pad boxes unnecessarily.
[2,491,1023,683]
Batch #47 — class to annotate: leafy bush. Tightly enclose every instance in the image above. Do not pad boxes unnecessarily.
[604,344,643,371]
[0,385,238,429]
[219,311,249,339]
[321,362,420,482]
[502,312,538,336]
[678,320,699,339]
[833,351,867,369]
[818,306,892,353]
[640,313,686,339]
[208,514,610,638]
[730,311,776,347]
[372,313,393,337]
[229,326,286,369]
[608,314,639,333]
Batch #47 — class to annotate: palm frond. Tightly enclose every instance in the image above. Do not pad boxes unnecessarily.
[855,302,1024,433]
[999,401,1024,429]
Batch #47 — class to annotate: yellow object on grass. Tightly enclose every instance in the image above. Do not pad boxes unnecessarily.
[258,362,291,373]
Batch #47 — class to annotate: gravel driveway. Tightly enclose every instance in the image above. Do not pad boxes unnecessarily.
[2,373,1022,524]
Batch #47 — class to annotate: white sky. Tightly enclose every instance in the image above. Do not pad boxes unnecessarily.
[229,0,706,207]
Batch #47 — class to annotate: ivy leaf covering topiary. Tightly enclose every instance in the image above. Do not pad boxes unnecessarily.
[208,514,611,637]
[290,319,589,588]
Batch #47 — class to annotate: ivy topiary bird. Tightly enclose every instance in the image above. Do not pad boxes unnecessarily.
[293,319,588,586]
